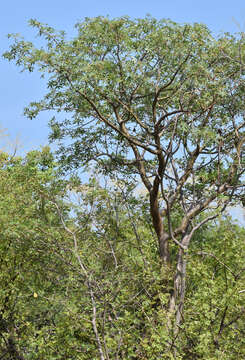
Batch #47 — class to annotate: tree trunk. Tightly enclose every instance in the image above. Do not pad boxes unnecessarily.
[169,234,191,332]
[171,248,187,328]
[159,232,170,264]
[150,191,170,264]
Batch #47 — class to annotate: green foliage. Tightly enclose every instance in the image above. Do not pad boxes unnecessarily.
[0,149,73,359]
[0,153,244,358]
[180,221,245,359]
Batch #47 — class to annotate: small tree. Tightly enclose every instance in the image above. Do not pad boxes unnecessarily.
[4,16,245,328]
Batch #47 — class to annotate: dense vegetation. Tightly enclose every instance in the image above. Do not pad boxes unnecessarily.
[2,16,245,359]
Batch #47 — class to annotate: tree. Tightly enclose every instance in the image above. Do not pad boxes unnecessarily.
[3,16,245,331]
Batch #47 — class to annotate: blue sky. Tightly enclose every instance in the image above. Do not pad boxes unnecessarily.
[1,0,245,224]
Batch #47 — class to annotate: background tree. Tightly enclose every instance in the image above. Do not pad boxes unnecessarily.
[3,15,245,336]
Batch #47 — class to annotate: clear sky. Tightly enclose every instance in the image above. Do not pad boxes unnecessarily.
[1,0,245,224]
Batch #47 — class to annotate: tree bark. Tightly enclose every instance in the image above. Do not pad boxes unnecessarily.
[172,248,187,329]
[169,234,191,332]
[150,191,170,264]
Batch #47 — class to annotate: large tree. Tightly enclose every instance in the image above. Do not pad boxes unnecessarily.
[4,16,245,326]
